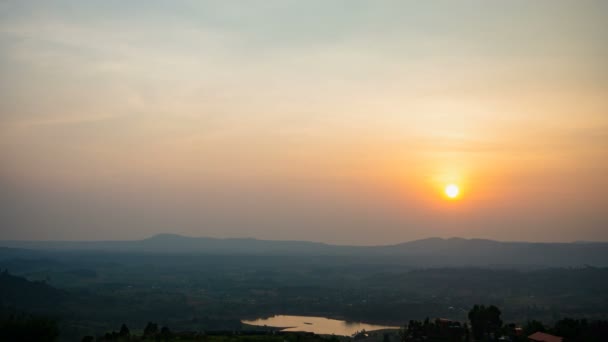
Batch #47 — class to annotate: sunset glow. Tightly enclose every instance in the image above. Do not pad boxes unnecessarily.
[0,1,606,244]
[1,3,607,340]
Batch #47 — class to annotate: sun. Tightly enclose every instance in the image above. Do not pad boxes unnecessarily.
[445,184,460,199]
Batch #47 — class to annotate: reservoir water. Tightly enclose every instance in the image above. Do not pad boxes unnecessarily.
[242,315,399,336]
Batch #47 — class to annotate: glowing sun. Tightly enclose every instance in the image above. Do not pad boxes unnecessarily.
[445,184,460,199]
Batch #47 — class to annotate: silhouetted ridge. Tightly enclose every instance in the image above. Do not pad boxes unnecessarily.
[0,271,66,310]
[143,233,188,241]
[1,236,608,266]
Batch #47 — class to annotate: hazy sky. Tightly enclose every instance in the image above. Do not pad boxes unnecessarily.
[1,1,607,244]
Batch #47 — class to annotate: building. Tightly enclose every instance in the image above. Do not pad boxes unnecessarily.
[528,331,563,342]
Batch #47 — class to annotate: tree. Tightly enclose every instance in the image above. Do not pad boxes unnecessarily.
[523,320,546,336]
[0,312,60,342]
[553,318,583,340]
[468,305,503,340]
[119,323,130,337]
[159,326,171,341]
[144,321,159,337]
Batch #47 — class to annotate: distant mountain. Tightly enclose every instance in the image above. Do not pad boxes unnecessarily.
[373,237,608,267]
[0,234,345,255]
[1,235,608,267]
[0,270,66,311]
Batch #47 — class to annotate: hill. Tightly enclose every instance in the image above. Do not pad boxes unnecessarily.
[0,270,66,312]
[2,235,608,267]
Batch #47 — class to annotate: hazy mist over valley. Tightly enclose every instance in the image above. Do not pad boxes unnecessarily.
[1,1,607,341]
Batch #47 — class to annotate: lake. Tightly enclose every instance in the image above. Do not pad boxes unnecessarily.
[242,315,399,336]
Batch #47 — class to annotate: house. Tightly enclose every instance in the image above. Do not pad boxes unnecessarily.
[528,331,563,342]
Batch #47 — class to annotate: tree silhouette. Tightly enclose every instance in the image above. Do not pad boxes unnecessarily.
[144,321,159,337]
[159,326,171,341]
[0,312,59,342]
[119,323,130,337]
[468,305,502,340]
[524,319,546,336]
[463,322,470,341]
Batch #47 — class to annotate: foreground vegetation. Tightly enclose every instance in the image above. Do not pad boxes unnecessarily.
[3,304,607,341]
[2,248,608,340]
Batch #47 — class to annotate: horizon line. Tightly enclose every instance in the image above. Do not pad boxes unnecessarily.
[1,233,606,246]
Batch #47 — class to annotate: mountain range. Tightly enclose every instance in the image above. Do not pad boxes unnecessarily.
[1,234,608,267]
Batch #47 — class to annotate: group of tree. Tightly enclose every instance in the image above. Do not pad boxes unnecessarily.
[400,317,470,341]
[0,310,59,342]
[400,304,608,341]
[83,322,173,341]
[523,318,608,342]
[3,300,608,341]
[467,305,503,341]
[89,323,337,341]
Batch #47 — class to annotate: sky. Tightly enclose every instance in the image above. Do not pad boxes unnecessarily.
[1,1,607,244]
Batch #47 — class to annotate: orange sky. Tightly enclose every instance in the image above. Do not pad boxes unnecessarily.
[0,1,607,243]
